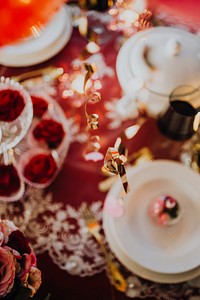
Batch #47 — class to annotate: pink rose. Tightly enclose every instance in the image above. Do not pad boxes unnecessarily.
[0,247,15,297]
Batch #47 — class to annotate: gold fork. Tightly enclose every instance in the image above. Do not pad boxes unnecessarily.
[98,147,153,193]
[81,206,127,292]
[11,66,64,84]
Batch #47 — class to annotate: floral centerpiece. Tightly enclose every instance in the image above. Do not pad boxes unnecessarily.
[0,219,42,299]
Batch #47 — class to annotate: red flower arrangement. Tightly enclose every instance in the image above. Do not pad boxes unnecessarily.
[31,96,48,118]
[0,220,42,299]
[32,119,65,149]
[0,89,25,122]
[23,153,57,185]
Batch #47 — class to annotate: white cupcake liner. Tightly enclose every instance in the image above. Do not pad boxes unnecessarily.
[0,77,33,154]
[27,92,71,165]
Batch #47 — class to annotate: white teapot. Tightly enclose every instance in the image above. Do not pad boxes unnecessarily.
[116,26,200,117]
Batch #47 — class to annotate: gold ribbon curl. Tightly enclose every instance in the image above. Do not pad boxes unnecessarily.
[103,137,129,194]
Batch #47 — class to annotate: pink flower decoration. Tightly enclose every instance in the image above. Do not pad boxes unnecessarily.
[0,219,42,297]
[0,247,15,297]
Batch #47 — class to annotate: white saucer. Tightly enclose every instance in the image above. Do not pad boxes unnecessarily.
[0,6,72,67]
[103,160,200,282]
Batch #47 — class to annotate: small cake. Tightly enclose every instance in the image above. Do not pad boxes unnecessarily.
[149,194,180,226]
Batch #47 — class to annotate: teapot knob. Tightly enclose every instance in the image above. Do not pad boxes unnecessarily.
[165,39,181,56]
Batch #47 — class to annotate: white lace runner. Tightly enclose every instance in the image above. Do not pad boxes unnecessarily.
[1,187,200,299]
[0,187,105,277]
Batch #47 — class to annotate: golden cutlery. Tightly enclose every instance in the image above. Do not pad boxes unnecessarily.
[81,206,127,292]
[11,66,64,83]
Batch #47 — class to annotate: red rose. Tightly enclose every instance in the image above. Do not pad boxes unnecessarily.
[23,153,57,184]
[31,96,48,118]
[0,164,21,197]
[32,119,65,149]
[0,89,25,122]
[7,230,31,256]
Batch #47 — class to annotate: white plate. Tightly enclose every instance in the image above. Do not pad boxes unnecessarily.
[103,206,200,283]
[103,160,200,279]
[0,6,72,67]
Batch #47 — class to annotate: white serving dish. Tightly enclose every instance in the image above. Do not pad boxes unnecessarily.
[0,6,72,67]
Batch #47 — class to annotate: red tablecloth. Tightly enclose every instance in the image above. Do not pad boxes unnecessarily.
[1,13,200,300]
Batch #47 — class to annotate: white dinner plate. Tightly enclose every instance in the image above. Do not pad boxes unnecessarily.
[103,207,200,283]
[103,160,200,281]
[0,6,72,67]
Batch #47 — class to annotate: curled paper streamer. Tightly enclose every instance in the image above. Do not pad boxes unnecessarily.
[84,135,104,161]
[78,15,98,43]
[83,63,96,92]
[83,63,101,130]
[85,92,101,129]
[82,62,102,160]
[104,138,129,194]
